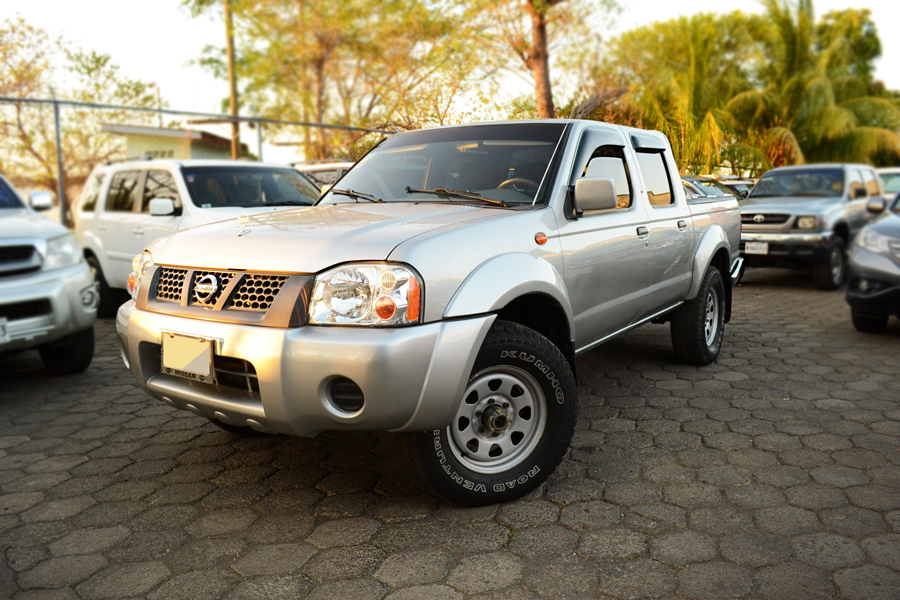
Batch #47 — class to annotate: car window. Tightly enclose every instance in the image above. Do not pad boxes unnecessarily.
[582,146,632,209]
[106,171,142,212]
[0,178,25,209]
[848,169,866,198]
[80,174,104,212]
[142,170,181,213]
[182,166,319,208]
[749,169,844,198]
[636,153,673,206]
[882,173,900,194]
[861,170,880,196]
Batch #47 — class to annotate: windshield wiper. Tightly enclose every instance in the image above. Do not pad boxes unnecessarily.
[405,186,508,207]
[330,188,384,203]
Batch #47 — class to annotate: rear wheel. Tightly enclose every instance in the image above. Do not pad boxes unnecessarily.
[812,239,846,290]
[671,266,726,365]
[851,310,887,333]
[39,327,94,375]
[87,256,120,318]
[408,320,577,506]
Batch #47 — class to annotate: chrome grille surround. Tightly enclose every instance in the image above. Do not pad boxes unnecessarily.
[740,213,791,225]
[157,268,186,302]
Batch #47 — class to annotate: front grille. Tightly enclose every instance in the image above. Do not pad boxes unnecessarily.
[214,356,260,393]
[890,242,900,261]
[226,274,289,311]
[157,268,186,302]
[190,270,235,306]
[741,214,790,225]
[1,300,51,321]
[0,245,34,264]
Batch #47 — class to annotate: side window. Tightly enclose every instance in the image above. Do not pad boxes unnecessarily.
[106,171,141,212]
[142,170,181,213]
[848,169,866,198]
[582,146,632,209]
[635,152,674,206]
[80,174,104,212]
[862,170,880,196]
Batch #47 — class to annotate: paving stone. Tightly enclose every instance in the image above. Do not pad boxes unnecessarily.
[651,530,717,564]
[578,528,647,561]
[834,564,900,600]
[223,574,313,600]
[755,465,810,488]
[385,585,462,600]
[604,481,662,505]
[820,506,890,539]
[678,561,754,600]
[698,464,751,486]
[166,538,246,572]
[785,483,848,510]
[845,485,900,511]
[304,578,387,600]
[0,492,44,515]
[18,555,108,589]
[792,533,866,570]
[720,532,793,567]
[20,497,96,523]
[442,521,510,555]
[860,534,900,571]
[306,517,380,549]
[510,524,578,558]
[446,552,523,594]
[185,508,258,537]
[689,506,754,536]
[231,543,317,576]
[48,527,129,556]
[495,500,559,528]
[559,501,621,531]
[147,570,233,600]
[725,484,785,508]
[755,506,820,536]
[810,465,870,488]
[522,554,599,598]
[302,545,386,582]
[598,558,675,599]
[755,562,837,600]
[373,548,450,587]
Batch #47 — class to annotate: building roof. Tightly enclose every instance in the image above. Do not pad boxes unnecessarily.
[100,124,243,151]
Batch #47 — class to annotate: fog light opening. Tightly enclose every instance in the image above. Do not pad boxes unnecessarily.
[328,377,365,413]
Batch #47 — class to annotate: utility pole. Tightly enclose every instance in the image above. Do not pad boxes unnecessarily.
[224,0,240,159]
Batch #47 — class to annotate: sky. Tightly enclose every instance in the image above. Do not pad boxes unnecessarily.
[8,0,900,162]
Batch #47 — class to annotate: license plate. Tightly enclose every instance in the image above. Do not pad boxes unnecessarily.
[745,241,769,255]
[0,317,8,345]
[161,333,212,382]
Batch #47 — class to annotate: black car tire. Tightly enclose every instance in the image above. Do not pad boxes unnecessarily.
[87,256,121,318]
[408,320,577,506]
[851,310,888,333]
[670,266,726,366]
[812,239,846,291]
[39,327,95,375]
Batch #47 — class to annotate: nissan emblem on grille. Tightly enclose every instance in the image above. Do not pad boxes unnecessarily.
[753,214,766,223]
[194,274,219,304]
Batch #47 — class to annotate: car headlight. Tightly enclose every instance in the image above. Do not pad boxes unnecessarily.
[796,216,817,230]
[43,234,82,270]
[310,263,422,326]
[857,230,894,255]
[128,251,154,299]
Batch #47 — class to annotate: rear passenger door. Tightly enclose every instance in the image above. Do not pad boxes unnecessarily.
[132,169,183,255]
[97,170,145,288]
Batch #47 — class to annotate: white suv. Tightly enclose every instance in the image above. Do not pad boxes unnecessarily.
[75,159,321,316]
[0,175,97,374]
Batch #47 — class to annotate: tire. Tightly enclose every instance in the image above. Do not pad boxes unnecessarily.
[671,266,726,366]
[87,256,120,318]
[408,320,577,506]
[39,327,95,375]
[812,239,846,291]
[851,310,887,333]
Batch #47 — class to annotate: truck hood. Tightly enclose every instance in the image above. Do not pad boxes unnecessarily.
[146,202,505,273]
[739,196,838,214]
[0,208,69,241]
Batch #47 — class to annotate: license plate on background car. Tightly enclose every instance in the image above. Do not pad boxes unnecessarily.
[161,333,212,382]
[745,242,769,255]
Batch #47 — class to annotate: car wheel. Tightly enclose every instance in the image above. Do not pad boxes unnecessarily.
[39,327,95,375]
[851,310,887,333]
[812,239,846,291]
[670,266,726,365]
[408,320,577,506]
[87,256,120,318]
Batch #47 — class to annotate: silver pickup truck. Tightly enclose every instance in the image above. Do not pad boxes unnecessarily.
[117,120,741,505]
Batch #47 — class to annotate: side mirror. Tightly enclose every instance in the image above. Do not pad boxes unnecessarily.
[866,197,887,214]
[740,190,749,198]
[149,198,175,216]
[29,191,53,211]
[852,187,867,200]
[574,178,618,213]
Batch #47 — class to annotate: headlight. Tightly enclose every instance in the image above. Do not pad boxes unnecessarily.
[857,230,894,255]
[796,216,817,230]
[310,263,422,326]
[128,251,154,299]
[43,234,82,270]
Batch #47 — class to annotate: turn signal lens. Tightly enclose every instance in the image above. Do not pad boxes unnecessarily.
[127,272,137,295]
[407,276,420,321]
[535,232,548,245]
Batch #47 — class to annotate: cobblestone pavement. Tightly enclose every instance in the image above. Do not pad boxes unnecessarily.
[2,268,900,600]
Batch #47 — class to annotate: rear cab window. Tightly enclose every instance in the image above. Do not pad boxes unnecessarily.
[636,153,674,206]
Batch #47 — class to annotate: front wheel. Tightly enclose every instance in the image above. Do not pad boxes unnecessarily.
[87,257,120,318]
[408,320,577,506]
[670,266,726,365]
[39,327,94,375]
[812,239,846,291]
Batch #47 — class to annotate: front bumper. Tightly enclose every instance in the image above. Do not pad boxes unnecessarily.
[117,301,494,437]
[740,232,834,264]
[1,262,98,353]
[846,248,900,316]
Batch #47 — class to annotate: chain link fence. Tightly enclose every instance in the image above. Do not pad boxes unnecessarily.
[0,96,393,226]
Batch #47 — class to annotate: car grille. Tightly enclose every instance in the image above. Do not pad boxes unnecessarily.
[0,244,40,277]
[214,356,260,393]
[226,274,289,311]
[0,245,34,264]
[190,270,236,306]
[1,300,51,321]
[153,267,292,313]
[741,214,790,225]
[157,268,185,302]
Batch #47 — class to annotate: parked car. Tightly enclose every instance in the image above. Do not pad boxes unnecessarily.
[682,175,737,198]
[75,159,321,316]
[739,164,885,290]
[716,177,757,198]
[0,175,97,374]
[846,192,900,332]
[117,120,741,505]
[292,159,355,188]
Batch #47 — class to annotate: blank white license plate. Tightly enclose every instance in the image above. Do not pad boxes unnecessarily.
[161,333,212,382]
[745,242,769,255]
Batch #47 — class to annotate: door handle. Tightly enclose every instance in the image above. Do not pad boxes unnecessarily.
[132,227,145,235]
[636,226,649,237]
[677,220,688,230]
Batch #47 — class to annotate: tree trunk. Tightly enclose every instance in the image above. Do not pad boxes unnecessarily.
[528,2,555,119]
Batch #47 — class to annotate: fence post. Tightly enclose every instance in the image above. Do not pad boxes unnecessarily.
[48,87,67,227]
[257,118,263,162]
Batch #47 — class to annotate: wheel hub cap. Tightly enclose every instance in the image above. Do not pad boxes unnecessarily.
[481,404,512,434]
[705,288,719,347]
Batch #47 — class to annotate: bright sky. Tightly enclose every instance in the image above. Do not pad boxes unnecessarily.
[9,0,900,162]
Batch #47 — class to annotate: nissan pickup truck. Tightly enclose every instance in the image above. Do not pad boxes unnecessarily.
[117,120,741,505]
[739,164,884,290]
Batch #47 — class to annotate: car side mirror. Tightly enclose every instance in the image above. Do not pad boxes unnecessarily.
[740,190,749,198]
[852,187,867,200]
[149,198,175,216]
[574,178,618,213]
[29,191,54,211]
[866,197,887,214]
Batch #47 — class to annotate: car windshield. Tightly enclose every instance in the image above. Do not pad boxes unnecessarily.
[749,169,844,198]
[319,123,567,206]
[0,178,25,209]
[181,166,320,208]
[299,167,349,186]
[881,173,900,194]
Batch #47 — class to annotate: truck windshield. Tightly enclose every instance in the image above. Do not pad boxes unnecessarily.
[320,123,567,207]
[180,167,320,208]
[0,178,25,209]
[749,169,844,198]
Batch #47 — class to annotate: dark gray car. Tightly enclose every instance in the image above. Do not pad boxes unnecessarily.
[846,193,900,332]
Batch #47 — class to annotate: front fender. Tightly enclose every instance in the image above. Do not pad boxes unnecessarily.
[443,253,575,334]
[687,225,730,301]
